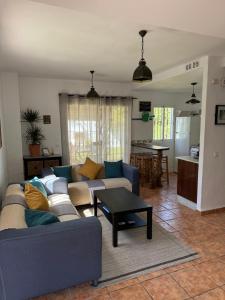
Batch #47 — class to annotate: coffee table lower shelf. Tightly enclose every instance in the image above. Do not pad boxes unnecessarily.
[98,203,146,231]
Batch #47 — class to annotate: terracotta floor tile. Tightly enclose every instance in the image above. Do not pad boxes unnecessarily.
[158,221,177,232]
[70,284,108,300]
[195,260,225,286]
[142,274,189,300]
[138,270,166,282]
[193,287,225,299]
[110,284,151,300]
[154,210,178,221]
[171,266,217,297]
[107,278,139,292]
[165,261,194,273]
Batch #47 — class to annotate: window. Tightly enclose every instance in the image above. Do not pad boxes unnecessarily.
[67,97,131,164]
[153,107,174,140]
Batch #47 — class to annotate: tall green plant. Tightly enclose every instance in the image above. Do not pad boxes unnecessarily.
[21,109,41,123]
[25,125,45,144]
[22,108,45,145]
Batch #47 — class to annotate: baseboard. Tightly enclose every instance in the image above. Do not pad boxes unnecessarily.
[199,207,225,215]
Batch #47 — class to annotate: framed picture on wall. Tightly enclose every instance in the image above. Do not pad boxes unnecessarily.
[0,120,2,149]
[215,105,225,125]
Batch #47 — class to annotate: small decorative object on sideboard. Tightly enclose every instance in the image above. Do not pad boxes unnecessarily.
[21,108,45,156]
[215,105,225,125]
[42,147,50,156]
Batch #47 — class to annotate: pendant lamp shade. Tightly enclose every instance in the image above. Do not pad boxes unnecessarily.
[186,82,200,104]
[87,70,99,98]
[133,30,152,82]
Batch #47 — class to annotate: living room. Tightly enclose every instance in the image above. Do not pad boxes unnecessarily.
[1,0,225,299]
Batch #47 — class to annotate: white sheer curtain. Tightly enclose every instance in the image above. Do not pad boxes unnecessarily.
[59,94,132,164]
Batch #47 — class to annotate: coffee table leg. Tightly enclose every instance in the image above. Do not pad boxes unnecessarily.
[112,214,118,247]
[94,195,98,217]
[147,208,152,239]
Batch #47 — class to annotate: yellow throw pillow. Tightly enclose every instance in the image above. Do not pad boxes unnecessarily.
[78,157,103,180]
[24,183,49,211]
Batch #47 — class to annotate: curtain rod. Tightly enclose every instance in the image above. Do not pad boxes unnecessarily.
[59,93,137,99]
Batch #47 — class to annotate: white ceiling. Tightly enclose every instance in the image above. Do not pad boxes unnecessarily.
[0,0,225,82]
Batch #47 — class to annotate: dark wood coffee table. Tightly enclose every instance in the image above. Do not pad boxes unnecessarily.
[94,187,152,247]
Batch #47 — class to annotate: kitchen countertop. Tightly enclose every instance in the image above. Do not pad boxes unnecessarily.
[176,156,199,164]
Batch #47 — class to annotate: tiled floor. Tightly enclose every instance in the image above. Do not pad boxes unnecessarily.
[34,174,225,300]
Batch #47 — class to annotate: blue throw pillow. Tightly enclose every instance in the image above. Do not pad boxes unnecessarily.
[53,165,72,183]
[104,160,123,178]
[25,209,60,227]
[27,177,47,198]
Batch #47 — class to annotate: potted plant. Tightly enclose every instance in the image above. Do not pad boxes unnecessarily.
[21,109,45,156]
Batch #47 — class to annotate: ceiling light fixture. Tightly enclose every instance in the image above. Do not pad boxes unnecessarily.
[133,30,152,82]
[186,82,200,104]
[87,70,99,98]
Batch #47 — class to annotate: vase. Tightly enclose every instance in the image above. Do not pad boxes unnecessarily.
[29,144,41,156]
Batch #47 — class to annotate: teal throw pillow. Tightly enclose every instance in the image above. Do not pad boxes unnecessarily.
[104,160,123,178]
[27,177,47,197]
[53,165,72,183]
[25,209,60,227]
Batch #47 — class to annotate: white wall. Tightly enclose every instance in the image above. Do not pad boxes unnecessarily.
[0,78,8,202]
[1,72,23,183]
[197,56,225,211]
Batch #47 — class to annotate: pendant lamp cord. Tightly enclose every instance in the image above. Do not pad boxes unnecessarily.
[141,36,144,60]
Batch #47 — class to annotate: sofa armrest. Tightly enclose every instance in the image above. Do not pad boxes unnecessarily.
[0,217,102,300]
[122,163,140,195]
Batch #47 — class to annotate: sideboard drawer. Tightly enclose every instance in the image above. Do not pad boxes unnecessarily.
[27,161,43,177]
[44,159,60,168]
[23,155,62,179]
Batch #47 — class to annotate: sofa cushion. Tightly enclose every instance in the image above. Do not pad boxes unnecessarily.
[24,183,49,211]
[78,157,102,180]
[41,176,68,195]
[53,165,72,183]
[28,177,47,197]
[104,160,123,178]
[25,209,60,227]
[102,178,132,192]
[48,193,80,220]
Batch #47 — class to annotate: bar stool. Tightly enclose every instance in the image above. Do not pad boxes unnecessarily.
[162,155,169,185]
[135,154,151,186]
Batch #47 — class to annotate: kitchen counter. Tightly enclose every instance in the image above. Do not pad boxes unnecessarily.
[176,156,199,164]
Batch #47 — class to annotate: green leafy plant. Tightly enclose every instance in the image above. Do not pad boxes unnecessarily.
[22,108,45,145]
[21,109,41,123]
[25,125,45,145]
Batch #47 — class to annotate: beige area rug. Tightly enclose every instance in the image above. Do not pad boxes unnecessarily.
[82,209,198,287]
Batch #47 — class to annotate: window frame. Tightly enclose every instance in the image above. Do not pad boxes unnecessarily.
[153,106,174,141]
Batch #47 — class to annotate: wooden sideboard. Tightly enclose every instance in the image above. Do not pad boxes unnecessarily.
[23,155,62,179]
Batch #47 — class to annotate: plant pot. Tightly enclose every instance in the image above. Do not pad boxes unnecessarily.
[29,144,41,157]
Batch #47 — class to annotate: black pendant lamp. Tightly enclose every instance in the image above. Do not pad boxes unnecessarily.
[186,82,200,104]
[87,70,99,98]
[133,30,152,82]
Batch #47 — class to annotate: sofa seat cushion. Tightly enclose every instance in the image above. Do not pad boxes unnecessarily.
[102,178,132,192]
[68,178,132,206]
[48,194,80,220]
